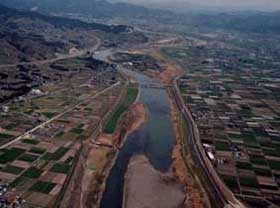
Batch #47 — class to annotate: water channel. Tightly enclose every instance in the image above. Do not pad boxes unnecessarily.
[94,50,176,208]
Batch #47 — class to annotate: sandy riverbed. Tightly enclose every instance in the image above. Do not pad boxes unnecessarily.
[123,155,185,208]
[61,102,148,208]
[94,102,148,207]
[127,49,183,85]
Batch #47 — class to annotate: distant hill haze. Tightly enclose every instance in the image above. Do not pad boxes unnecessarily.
[109,0,192,12]
[110,0,280,12]
[2,0,280,35]
[0,0,155,18]
[2,0,280,15]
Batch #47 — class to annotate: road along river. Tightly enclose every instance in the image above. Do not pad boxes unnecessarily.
[100,66,177,208]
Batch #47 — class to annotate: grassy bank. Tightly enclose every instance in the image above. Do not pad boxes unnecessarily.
[104,84,138,134]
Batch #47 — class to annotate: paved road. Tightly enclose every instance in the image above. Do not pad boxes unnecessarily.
[0,81,120,149]
[171,77,245,208]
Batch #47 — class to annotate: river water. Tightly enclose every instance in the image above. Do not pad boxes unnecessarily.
[94,50,176,208]
[100,69,176,208]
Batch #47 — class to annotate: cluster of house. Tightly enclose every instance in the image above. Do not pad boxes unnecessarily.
[0,182,25,208]
[179,66,280,204]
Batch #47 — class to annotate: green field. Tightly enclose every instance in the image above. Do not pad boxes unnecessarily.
[30,181,56,194]
[71,127,84,134]
[0,133,14,139]
[18,154,39,162]
[23,167,43,178]
[0,148,26,164]
[104,86,138,134]
[1,165,24,175]
[4,123,19,130]
[236,161,252,170]
[240,177,259,188]
[221,175,239,190]
[0,133,14,144]
[29,147,46,155]
[10,176,26,188]
[42,147,69,161]
[215,141,230,151]
[42,112,56,119]
[23,139,40,145]
[50,163,70,174]
[253,167,272,176]
[268,160,280,170]
[250,155,267,166]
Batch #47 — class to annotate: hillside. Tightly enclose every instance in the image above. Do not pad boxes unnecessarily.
[0,4,146,103]
[3,0,280,35]
[0,4,132,64]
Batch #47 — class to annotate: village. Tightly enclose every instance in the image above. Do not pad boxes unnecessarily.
[178,54,280,207]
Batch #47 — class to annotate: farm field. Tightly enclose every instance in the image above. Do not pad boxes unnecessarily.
[104,84,139,134]
[165,37,280,207]
[0,73,125,207]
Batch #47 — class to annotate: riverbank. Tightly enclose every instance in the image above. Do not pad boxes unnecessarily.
[119,48,182,86]
[58,99,147,208]
[151,47,210,207]
[168,90,211,208]
[120,94,208,208]
[149,49,183,85]
[123,155,185,208]
[93,102,148,207]
[127,49,183,85]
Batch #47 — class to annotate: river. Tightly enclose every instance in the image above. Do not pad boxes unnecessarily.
[94,50,176,208]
